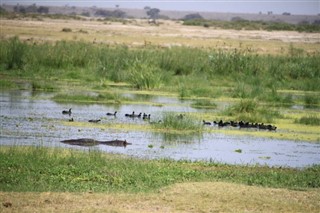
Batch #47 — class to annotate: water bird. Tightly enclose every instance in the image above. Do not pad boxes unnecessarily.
[68,118,74,122]
[143,113,151,120]
[125,111,135,117]
[62,108,72,115]
[203,120,211,125]
[88,119,101,123]
[132,112,142,118]
[106,111,117,116]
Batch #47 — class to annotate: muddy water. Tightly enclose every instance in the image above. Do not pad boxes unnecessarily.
[1,90,320,168]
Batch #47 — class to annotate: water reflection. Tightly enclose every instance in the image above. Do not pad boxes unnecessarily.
[153,132,202,145]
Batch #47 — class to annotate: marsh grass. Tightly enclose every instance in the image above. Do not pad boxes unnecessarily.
[191,99,217,109]
[31,81,56,91]
[224,99,281,123]
[0,146,319,193]
[52,92,124,104]
[304,94,319,108]
[152,112,203,132]
[295,115,320,126]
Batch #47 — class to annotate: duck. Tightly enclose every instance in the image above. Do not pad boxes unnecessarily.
[143,113,151,120]
[132,112,142,118]
[68,118,74,122]
[203,120,211,125]
[106,111,117,116]
[62,108,72,115]
[125,111,135,117]
[88,119,101,123]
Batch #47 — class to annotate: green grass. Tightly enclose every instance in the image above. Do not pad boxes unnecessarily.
[52,92,124,104]
[152,112,203,133]
[0,146,319,193]
[224,99,282,123]
[191,99,217,109]
[304,94,319,108]
[0,38,319,104]
[295,115,320,126]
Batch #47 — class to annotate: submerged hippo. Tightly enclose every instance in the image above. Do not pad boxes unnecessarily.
[61,138,131,147]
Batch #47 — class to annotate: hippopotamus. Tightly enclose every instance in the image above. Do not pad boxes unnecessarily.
[61,138,131,147]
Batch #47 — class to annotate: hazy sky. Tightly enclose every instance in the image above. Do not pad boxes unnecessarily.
[2,0,320,15]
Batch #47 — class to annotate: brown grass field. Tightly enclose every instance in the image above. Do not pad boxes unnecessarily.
[1,182,320,212]
[1,18,320,55]
[1,17,320,212]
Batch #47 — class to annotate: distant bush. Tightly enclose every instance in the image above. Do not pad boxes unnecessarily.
[62,28,72,32]
[183,13,203,20]
[183,19,320,32]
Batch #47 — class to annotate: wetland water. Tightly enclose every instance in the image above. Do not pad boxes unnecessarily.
[1,90,320,168]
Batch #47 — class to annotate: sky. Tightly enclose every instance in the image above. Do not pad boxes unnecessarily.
[2,0,320,15]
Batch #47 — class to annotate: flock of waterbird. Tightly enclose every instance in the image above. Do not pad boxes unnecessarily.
[203,119,277,131]
[62,108,151,123]
[62,108,277,131]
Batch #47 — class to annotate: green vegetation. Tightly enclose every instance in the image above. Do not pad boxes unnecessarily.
[52,93,124,104]
[295,115,320,126]
[0,146,319,192]
[224,99,282,123]
[183,19,320,32]
[191,99,217,109]
[152,112,203,132]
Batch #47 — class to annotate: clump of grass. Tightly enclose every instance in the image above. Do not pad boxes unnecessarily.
[2,36,27,69]
[152,112,203,132]
[0,79,17,89]
[52,92,123,104]
[304,94,319,108]
[191,99,217,109]
[31,81,56,91]
[224,99,281,123]
[295,115,320,126]
[128,61,163,90]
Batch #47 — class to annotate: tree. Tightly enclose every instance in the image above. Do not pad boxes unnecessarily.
[146,8,160,19]
[37,6,49,14]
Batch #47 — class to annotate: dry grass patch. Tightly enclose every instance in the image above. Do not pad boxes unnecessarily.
[1,182,319,213]
[1,18,320,55]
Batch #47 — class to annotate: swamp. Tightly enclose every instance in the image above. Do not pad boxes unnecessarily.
[0,12,320,212]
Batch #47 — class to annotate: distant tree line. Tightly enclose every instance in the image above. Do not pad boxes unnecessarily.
[94,9,126,18]
[13,4,49,14]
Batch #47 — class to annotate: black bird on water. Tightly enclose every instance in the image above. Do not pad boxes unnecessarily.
[106,111,117,116]
[62,108,72,115]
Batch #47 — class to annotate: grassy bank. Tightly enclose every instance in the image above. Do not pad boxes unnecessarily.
[0,146,319,193]
[1,37,319,103]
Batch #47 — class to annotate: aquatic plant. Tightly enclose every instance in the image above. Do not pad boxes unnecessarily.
[304,94,319,108]
[191,99,217,109]
[295,115,320,126]
[152,112,203,132]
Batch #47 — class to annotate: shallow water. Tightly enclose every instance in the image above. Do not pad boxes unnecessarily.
[1,90,320,168]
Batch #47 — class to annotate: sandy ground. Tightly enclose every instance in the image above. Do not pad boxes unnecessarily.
[1,18,319,54]
[1,182,320,212]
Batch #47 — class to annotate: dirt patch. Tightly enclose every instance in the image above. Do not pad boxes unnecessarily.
[1,182,319,212]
